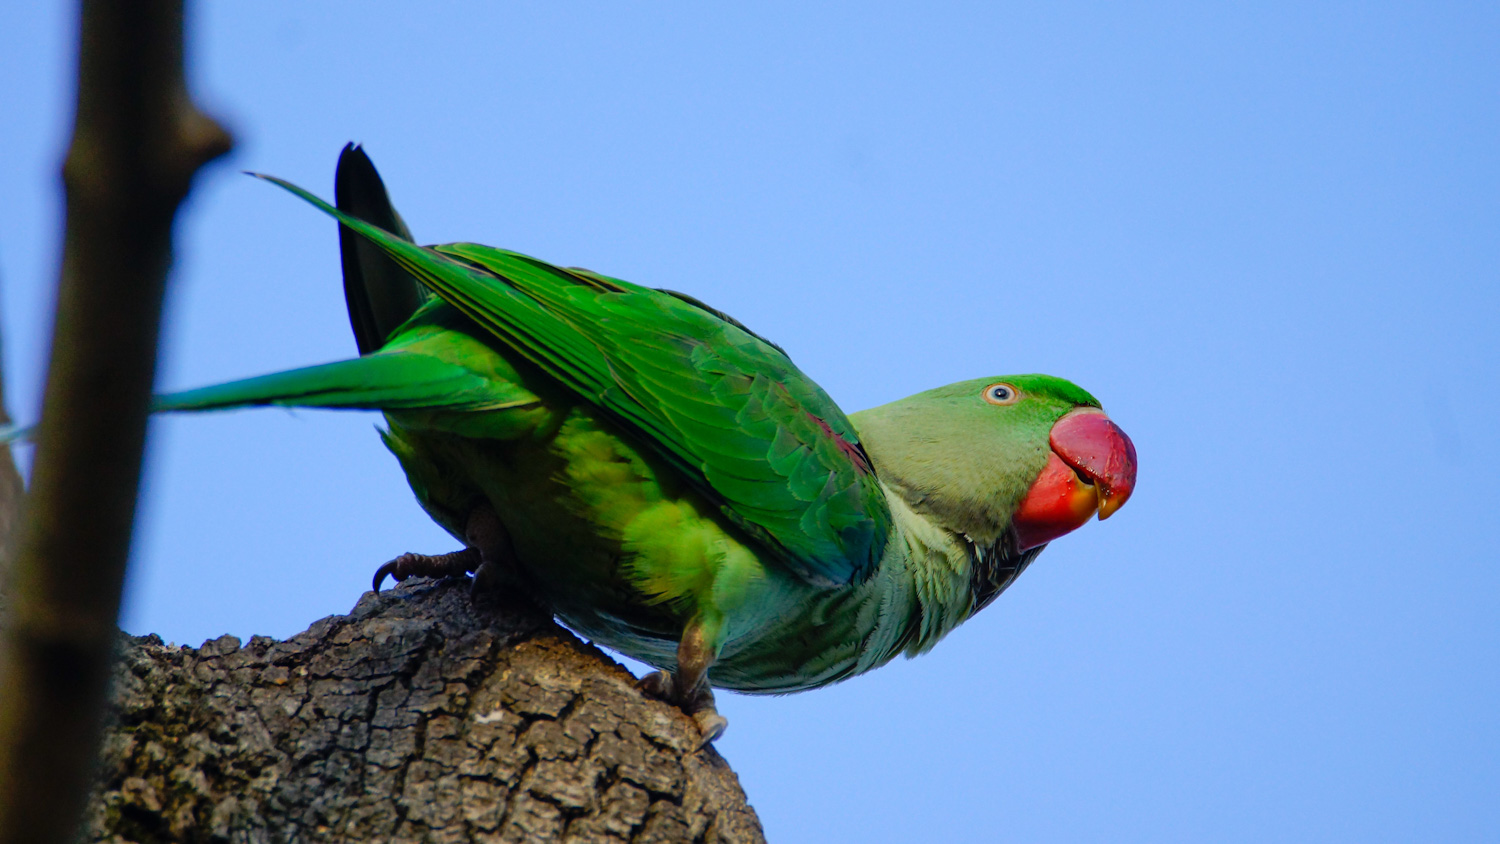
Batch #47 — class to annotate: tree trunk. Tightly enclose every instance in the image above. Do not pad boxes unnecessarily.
[84,581,765,844]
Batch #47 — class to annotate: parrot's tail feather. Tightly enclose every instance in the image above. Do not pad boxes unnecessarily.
[153,350,532,415]
[250,174,617,415]
[335,144,431,356]
[1,350,512,442]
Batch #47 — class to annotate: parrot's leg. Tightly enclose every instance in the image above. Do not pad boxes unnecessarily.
[460,503,515,598]
[371,503,514,594]
[639,620,728,746]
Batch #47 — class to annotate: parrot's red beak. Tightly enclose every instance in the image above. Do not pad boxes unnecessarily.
[1012,408,1137,551]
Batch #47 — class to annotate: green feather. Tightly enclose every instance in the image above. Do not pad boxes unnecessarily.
[255,173,891,588]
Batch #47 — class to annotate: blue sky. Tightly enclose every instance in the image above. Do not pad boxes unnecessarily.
[2,2,1498,841]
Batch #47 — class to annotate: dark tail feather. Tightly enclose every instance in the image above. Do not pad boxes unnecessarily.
[336,144,431,355]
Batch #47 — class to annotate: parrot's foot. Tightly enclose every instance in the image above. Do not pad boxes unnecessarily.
[639,617,728,747]
[372,548,481,592]
[637,671,729,747]
[371,504,517,595]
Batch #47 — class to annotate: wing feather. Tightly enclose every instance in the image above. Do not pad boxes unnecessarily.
[257,175,890,586]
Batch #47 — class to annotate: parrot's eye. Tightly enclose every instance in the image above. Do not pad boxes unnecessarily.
[983,383,1020,406]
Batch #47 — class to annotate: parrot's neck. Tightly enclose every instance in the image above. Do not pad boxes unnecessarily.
[876,488,985,654]
[863,491,1044,667]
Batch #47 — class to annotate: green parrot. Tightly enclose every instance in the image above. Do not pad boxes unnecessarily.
[140,146,1138,742]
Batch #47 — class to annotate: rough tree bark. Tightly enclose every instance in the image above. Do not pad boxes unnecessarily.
[84,581,766,844]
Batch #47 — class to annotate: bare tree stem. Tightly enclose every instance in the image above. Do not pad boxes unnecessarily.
[0,2,231,842]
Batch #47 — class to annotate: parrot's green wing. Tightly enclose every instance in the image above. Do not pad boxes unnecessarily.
[261,175,890,587]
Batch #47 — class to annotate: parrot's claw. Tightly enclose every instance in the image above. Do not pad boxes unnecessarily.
[638,670,675,700]
[468,559,505,600]
[682,682,729,746]
[372,547,482,592]
[692,710,728,747]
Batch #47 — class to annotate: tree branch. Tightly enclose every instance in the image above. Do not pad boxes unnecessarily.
[85,583,764,843]
[0,2,231,842]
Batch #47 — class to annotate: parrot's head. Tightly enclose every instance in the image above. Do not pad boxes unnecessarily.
[849,374,1136,551]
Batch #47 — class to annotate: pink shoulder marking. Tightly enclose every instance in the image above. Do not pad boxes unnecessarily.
[806,412,874,475]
